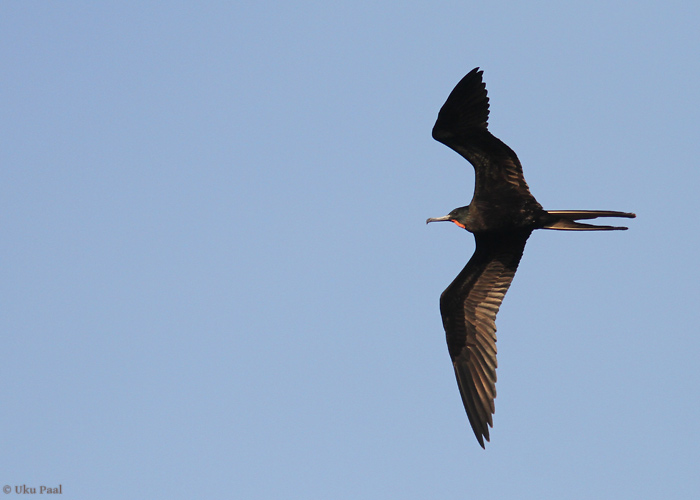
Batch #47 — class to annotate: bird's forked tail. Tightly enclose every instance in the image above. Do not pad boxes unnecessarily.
[542,210,636,231]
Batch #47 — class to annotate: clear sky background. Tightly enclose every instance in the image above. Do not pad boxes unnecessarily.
[2,2,699,499]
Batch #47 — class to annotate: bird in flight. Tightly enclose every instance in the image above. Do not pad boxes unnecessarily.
[427,68,635,448]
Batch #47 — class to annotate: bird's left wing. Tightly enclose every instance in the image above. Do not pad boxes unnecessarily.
[439,231,531,447]
[432,68,539,205]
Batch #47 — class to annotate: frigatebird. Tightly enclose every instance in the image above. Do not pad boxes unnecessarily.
[427,68,635,448]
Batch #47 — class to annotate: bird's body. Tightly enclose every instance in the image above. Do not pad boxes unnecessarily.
[427,68,634,448]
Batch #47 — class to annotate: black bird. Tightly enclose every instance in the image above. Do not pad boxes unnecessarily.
[427,68,635,448]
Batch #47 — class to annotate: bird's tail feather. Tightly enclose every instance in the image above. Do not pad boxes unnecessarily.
[542,210,636,231]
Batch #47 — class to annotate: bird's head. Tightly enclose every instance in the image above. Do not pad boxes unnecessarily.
[426,205,471,229]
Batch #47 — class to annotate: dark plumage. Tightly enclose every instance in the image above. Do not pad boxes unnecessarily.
[427,68,635,448]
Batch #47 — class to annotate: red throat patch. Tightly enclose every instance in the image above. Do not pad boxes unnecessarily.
[452,220,466,229]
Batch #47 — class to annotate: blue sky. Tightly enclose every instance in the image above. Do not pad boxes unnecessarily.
[2,2,699,498]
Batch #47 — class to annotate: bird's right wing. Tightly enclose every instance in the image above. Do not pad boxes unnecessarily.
[432,68,539,205]
[439,231,531,447]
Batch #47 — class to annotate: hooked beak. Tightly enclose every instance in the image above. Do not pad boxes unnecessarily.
[426,215,452,224]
